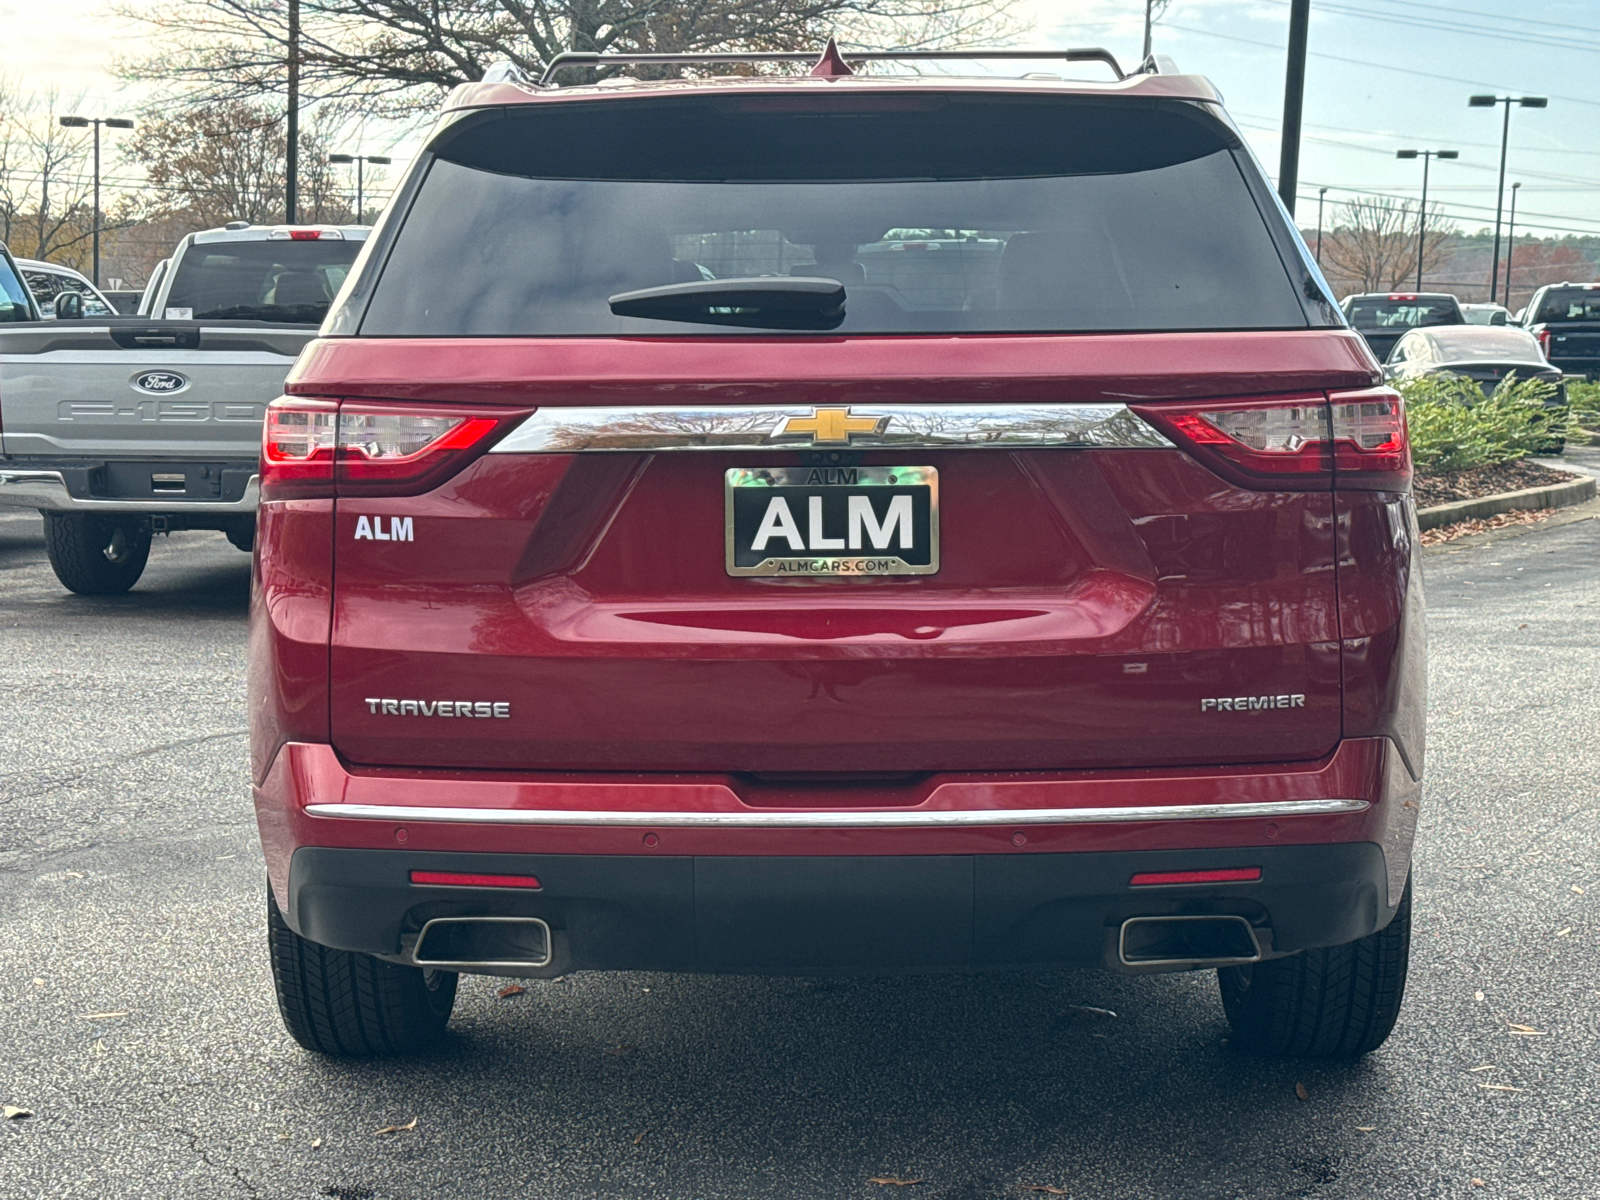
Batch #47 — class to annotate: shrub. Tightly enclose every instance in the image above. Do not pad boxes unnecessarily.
[1565,378,1600,428]
[1398,373,1571,475]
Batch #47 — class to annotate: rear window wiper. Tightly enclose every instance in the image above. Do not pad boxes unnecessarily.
[608,277,845,330]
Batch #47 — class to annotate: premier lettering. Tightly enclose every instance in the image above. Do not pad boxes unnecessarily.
[354,515,414,542]
[750,495,914,552]
[1200,695,1307,712]
[365,698,511,718]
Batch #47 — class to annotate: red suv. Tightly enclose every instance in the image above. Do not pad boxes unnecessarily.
[252,46,1424,1060]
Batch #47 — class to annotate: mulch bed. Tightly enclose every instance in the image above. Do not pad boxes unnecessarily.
[1413,459,1580,508]
[1418,508,1558,547]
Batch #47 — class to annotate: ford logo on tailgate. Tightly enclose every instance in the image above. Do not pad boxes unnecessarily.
[132,370,189,394]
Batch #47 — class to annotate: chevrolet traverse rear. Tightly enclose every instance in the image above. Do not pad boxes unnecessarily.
[252,48,1425,1060]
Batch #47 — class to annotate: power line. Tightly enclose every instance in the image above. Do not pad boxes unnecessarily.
[1260,0,1600,55]
[1167,23,1600,109]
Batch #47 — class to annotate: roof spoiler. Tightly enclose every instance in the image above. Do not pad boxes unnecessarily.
[508,41,1130,88]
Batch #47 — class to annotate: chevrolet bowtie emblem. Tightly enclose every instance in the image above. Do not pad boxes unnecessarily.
[771,407,889,444]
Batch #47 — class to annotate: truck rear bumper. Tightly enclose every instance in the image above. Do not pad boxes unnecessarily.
[0,466,259,513]
[257,737,1421,975]
[283,842,1397,977]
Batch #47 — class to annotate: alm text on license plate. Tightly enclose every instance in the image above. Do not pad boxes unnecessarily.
[724,465,939,577]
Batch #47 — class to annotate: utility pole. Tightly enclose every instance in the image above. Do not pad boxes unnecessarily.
[58,114,135,288]
[286,0,300,223]
[1469,93,1546,304]
[1315,186,1328,264]
[1395,149,1458,292]
[1278,0,1312,214]
[1504,181,1521,310]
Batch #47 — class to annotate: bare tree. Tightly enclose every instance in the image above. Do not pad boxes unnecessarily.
[118,0,1025,120]
[0,81,98,265]
[1321,196,1452,295]
[127,101,349,227]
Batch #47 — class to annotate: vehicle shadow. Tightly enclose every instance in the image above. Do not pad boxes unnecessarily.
[290,967,1407,1199]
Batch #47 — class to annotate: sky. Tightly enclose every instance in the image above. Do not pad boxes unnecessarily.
[3,0,1599,241]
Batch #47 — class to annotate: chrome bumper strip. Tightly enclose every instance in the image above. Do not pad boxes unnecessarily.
[0,469,260,513]
[305,798,1368,828]
[488,403,1173,454]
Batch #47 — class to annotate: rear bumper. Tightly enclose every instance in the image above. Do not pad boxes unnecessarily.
[0,464,259,513]
[257,737,1421,975]
[284,842,1396,977]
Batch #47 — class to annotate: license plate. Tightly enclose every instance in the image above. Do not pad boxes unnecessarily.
[725,465,939,577]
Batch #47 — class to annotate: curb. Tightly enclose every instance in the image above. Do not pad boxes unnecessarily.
[1417,474,1597,531]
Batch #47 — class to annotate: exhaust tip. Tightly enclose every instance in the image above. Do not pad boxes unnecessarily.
[414,916,553,970]
[1118,914,1262,969]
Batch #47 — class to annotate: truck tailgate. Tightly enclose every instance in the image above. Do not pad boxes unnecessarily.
[0,323,312,458]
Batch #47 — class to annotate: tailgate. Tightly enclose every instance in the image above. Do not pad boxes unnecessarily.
[0,323,311,458]
[323,336,1362,776]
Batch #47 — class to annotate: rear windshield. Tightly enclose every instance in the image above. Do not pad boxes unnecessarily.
[1533,288,1600,323]
[1428,329,1542,360]
[0,255,32,321]
[166,239,362,323]
[358,97,1313,337]
[1345,298,1461,330]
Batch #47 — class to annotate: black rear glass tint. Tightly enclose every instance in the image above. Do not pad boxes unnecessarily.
[1534,288,1600,323]
[1345,299,1461,330]
[166,238,362,323]
[359,97,1310,336]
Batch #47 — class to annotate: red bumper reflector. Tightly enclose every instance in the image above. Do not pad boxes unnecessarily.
[410,870,542,890]
[1129,867,1261,887]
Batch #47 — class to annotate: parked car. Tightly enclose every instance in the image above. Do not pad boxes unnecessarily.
[1520,282,1600,379]
[1342,292,1466,361]
[253,47,1424,1062]
[1384,326,1565,397]
[15,258,116,319]
[0,242,42,322]
[102,289,144,315]
[1461,302,1510,326]
[0,224,369,594]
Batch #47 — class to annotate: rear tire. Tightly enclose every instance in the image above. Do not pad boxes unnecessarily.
[43,512,152,595]
[1218,875,1411,1059]
[267,886,457,1057]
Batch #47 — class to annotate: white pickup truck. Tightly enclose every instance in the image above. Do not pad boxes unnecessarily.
[0,223,368,593]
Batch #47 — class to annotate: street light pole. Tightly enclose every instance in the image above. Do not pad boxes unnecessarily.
[1504,181,1521,310]
[1316,186,1328,264]
[1396,149,1458,293]
[328,154,392,223]
[286,0,300,223]
[58,114,135,288]
[1278,0,1312,215]
[1469,93,1547,304]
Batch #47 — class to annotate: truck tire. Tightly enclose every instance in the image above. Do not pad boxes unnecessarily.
[1218,875,1411,1059]
[43,513,152,595]
[267,886,457,1057]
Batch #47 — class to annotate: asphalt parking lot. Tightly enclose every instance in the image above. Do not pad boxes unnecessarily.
[1,507,1597,1200]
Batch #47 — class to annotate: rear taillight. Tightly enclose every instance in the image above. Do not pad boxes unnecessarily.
[1329,388,1411,489]
[260,398,518,500]
[1133,389,1411,492]
[1536,328,1552,355]
[260,397,337,500]
[336,404,505,496]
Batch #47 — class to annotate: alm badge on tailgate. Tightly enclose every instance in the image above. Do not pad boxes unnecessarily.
[725,465,939,577]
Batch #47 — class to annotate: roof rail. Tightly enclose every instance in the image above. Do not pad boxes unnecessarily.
[536,44,1126,88]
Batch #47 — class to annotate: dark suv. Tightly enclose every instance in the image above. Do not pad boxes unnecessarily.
[252,46,1423,1061]
[1342,292,1465,362]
